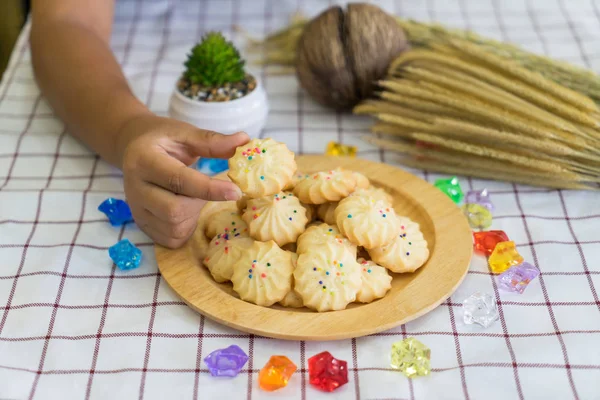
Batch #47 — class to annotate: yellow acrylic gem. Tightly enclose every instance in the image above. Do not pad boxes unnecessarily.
[488,241,524,274]
[390,338,431,378]
[326,141,357,157]
[462,203,492,229]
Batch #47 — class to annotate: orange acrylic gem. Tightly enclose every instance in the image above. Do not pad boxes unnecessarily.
[488,241,524,274]
[258,355,297,391]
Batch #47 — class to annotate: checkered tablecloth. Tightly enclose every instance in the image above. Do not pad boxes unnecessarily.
[1,0,600,399]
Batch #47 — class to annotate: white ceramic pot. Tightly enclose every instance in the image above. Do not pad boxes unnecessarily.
[168,78,269,138]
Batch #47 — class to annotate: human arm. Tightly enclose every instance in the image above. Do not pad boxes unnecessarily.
[30,0,247,248]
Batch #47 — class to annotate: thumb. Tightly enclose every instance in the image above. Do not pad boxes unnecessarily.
[178,129,251,159]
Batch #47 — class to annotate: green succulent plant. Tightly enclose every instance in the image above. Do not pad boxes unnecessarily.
[183,32,246,86]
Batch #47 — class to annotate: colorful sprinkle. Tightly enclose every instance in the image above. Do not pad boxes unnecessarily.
[347,214,352,218]
[260,176,264,180]
[248,269,253,273]
[248,275,252,279]
[293,210,297,213]
[262,149,266,153]
[288,217,292,221]
[326,271,330,275]
[267,263,271,267]
[319,281,323,284]
[406,252,410,256]
[313,267,317,271]
[367,269,372,273]
[261,273,267,278]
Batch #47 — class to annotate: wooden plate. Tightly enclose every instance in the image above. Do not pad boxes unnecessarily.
[155,155,472,341]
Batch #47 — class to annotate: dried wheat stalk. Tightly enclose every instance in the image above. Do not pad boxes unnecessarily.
[245,13,600,190]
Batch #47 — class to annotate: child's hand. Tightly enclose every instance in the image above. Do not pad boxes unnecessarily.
[117,115,249,248]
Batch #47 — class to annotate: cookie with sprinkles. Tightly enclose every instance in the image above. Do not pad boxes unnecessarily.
[205,209,248,239]
[296,223,357,257]
[353,172,370,189]
[294,242,362,312]
[300,201,317,222]
[368,216,429,273]
[231,241,294,306]
[292,167,359,204]
[355,258,392,303]
[283,171,309,191]
[351,186,393,205]
[199,201,238,235]
[335,192,401,249]
[204,232,253,283]
[242,192,308,246]
[228,138,297,198]
[316,202,338,225]
[278,253,304,308]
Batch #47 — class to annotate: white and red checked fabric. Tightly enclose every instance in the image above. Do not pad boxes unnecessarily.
[1,0,599,399]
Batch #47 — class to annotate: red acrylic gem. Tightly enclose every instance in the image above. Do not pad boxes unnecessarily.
[308,351,348,392]
[473,230,509,255]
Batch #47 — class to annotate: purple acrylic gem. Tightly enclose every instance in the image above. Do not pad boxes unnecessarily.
[497,262,540,294]
[98,198,133,226]
[204,345,249,377]
[465,189,494,211]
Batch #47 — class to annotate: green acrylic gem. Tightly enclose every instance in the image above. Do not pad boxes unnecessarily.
[390,338,431,378]
[434,176,464,204]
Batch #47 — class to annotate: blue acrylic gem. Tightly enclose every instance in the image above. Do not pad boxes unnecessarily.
[98,198,133,226]
[109,239,142,271]
[196,158,229,176]
[204,345,249,377]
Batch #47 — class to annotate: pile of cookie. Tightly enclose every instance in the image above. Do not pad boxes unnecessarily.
[198,138,429,312]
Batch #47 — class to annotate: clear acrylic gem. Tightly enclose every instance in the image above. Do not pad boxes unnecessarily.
[462,292,499,328]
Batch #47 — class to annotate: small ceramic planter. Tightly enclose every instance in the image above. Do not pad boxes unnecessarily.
[168,78,269,139]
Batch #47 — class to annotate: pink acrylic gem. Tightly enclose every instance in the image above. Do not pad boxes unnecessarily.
[497,262,540,294]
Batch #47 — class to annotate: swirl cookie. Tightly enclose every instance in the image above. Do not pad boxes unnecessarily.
[296,223,357,257]
[205,209,248,239]
[353,172,370,189]
[352,187,393,205]
[301,202,317,222]
[355,258,392,303]
[284,171,309,191]
[294,242,362,312]
[278,253,304,308]
[317,202,338,225]
[368,216,429,273]
[335,193,401,249]
[228,138,297,198]
[231,241,294,306]
[242,192,308,246]
[203,233,253,283]
[199,201,238,227]
[293,168,359,204]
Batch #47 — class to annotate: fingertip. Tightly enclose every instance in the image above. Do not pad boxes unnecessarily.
[223,183,243,201]
[233,131,251,144]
